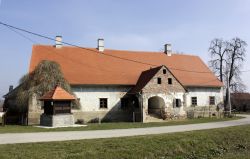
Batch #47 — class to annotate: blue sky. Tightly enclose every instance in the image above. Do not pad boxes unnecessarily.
[0,0,249,98]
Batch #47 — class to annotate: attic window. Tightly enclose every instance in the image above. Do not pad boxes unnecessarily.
[163,69,167,74]
[168,78,172,84]
[157,78,161,84]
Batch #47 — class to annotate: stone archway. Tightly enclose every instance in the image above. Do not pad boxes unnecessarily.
[148,96,165,117]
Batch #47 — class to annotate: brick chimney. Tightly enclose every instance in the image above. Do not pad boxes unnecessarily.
[164,44,172,56]
[97,38,104,52]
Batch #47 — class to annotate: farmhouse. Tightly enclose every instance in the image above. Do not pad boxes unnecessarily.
[24,37,223,124]
[4,37,224,124]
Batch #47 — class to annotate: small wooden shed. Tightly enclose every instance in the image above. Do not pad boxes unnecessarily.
[39,85,75,127]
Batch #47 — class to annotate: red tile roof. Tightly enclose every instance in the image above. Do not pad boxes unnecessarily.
[29,45,223,87]
[39,85,75,100]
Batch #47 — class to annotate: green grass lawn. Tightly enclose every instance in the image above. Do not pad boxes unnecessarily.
[0,124,249,159]
[0,116,242,134]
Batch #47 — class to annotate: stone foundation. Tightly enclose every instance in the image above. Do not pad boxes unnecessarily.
[40,114,74,127]
[72,110,133,123]
[185,106,223,118]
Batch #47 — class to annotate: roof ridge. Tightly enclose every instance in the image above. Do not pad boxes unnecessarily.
[32,44,198,57]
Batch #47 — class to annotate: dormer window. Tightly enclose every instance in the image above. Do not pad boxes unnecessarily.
[168,78,172,84]
[157,78,161,84]
[163,69,166,74]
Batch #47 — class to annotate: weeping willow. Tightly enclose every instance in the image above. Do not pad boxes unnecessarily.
[6,60,78,113]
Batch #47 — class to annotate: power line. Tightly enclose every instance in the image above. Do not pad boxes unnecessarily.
[1,21,228,86]
[0,21,158,67]
[1,21,249,74]
[4,24,135,76]
[0,21,216,74]
[5,24,37,44]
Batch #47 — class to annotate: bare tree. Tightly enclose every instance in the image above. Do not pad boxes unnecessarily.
[226,37,247,89]
[208,37,247,112]
[208,38,228,82]
[230,80,246,93]
[209,37,247,90]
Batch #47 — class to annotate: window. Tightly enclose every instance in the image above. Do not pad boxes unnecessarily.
[99,98,108,108]
[163,69,167,74]
[191,97,197,106]
[168,78,172,84]
[209,96,215,105]
[175,99,182,107]
[157,77,162,84]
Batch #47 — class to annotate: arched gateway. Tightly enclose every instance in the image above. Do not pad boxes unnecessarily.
[148,96,165,117]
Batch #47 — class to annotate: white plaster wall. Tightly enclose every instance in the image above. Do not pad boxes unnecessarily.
[185,87,223,107]
[71,85,223,114]
[72,86,131,111]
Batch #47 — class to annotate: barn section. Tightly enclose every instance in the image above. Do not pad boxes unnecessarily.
[39,85,75,127]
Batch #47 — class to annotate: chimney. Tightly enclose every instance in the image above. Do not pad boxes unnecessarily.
[164,44,172,56]
[9,85,13,92]
[55,36,62,48]
[97,38,104,52]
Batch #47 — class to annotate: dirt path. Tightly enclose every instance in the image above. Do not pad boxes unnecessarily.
[0,114,249,145]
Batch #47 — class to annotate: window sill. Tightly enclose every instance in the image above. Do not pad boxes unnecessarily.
[99,108,108,110]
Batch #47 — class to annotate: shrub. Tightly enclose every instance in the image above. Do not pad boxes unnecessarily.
[75,119,84,124]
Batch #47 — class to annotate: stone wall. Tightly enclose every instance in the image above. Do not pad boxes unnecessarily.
[185,106,223,118]
[40,114,74,127]
[72,109,133,123]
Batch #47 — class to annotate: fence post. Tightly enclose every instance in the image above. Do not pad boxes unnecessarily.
[133,112,135,122]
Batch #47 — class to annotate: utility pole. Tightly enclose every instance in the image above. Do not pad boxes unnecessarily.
[227,73,232,115]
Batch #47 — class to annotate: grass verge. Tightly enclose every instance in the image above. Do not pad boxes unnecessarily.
[0,116,243,134]
[0,124,250,159]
